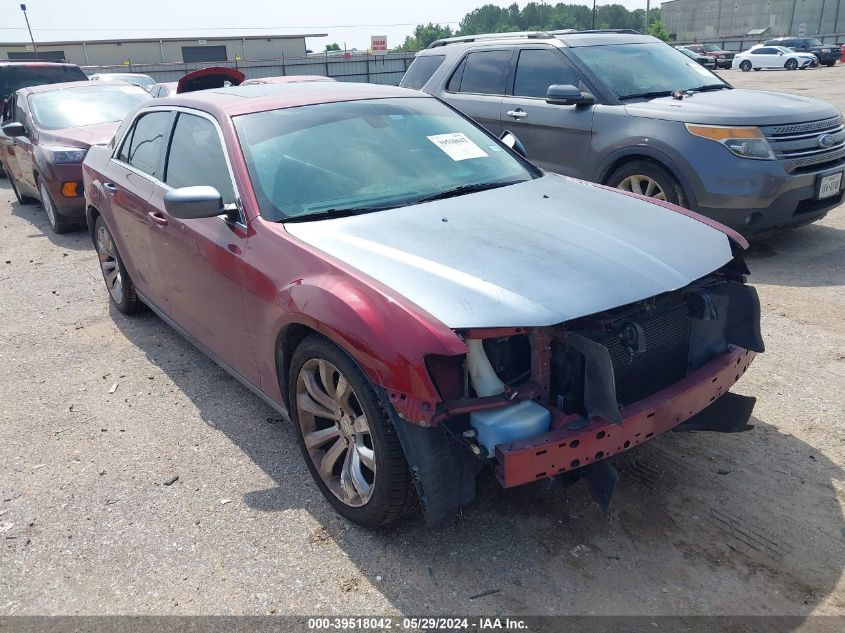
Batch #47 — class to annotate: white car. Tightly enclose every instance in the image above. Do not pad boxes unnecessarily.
[88,72,156,89]
[732,45,817,71]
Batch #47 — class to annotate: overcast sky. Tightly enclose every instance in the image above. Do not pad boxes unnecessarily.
[2,0,657,50]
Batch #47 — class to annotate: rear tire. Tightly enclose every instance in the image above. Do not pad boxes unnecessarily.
[288,335,416,528]
[93,215,142,314]
[39,180,76,234]
[739,60,752,72]
[607,160,686,207]
[826,61,836,67]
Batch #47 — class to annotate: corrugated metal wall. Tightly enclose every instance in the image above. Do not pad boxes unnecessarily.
[662,0,845,42]
[79,53,418,86]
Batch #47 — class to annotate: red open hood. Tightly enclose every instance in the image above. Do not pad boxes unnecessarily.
[176,66,245,93]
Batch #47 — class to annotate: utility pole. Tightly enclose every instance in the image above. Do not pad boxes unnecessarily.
[592,0,597,30]
[646,0,651,33]
[20,4,37,56]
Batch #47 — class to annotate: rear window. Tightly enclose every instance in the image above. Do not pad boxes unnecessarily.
[0,64,87,100]
[401,55,446,90]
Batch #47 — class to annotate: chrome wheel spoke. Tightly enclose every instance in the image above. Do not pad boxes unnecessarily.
[318,359,336,400]
[302,366,339,413]
[303,424,341,449]
[349,447,371,500]
[319,436,347,480]
[351,414,369,434]
[335,373,352,411]
[355,441,376,472]
[297,391,340,421]
[339,448,358,502]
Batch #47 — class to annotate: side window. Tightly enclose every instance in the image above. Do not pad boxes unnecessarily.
[446,56,467,92]
[756,48,775,55]
[512,48,580,98]
[448,50,512,95]
[165,113,235,205]
[121,111,173,178]
[401,55,446,90]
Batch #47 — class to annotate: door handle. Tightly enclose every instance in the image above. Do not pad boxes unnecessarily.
[148,211,168,227]
[103,182,117,194]
[506,109,528,119]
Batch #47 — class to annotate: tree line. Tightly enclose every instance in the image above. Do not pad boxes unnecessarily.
[392,2,668,51]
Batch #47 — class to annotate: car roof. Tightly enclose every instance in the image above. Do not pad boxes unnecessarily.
[151,81,425,117]
[17,80,147,95]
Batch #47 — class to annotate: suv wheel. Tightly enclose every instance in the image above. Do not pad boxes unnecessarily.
[739,60,752,71]
[785,58,799,70]
[608,160,685,207]
[93,215,142,314]
[39,181,75,234]
[288,335,416,528]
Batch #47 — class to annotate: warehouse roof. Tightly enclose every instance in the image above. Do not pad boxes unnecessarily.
[0,33,327,47]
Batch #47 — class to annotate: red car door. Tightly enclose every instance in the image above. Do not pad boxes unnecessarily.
[104,110,175,307]
[8,94,37,194]
[151,111,259,384]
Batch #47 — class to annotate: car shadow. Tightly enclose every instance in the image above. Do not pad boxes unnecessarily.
[110,305,844,617]
[2,180,91,251]
[745,221,845,288]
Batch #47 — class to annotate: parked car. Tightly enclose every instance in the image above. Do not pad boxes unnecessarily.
[404,30,844,233]
[0,81,151,232]
[241,75,335,85]
[676,46,716,69]
[0,61,89,178]
[176,66,244,93]
[82,82,762,527]
[149,82,177,98]
[763,37,839,67]
[89,72,156,89]
[733,45,817,71]
[684,44,735,69]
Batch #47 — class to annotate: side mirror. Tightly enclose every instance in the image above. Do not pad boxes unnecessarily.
[500,130,527,158]
[163,186,224,219]
[1,121,26,137]
[546,84,596,107]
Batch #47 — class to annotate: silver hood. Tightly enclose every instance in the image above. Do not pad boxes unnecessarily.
[284,175,733,329]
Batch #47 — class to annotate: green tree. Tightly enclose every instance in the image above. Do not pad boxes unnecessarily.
[648,19,671,42]
[325,43,341,52]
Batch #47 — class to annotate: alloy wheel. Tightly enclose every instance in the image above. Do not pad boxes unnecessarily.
[295,358,376,508]
[96,224,124,304]
[617,174,667,201]
[39,182,57,227]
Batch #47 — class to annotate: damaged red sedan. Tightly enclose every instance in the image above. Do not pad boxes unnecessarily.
[82,82,763,528]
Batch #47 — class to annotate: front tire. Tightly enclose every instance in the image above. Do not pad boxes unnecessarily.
[93,215,142,314]
[739,60,752,72]
[288,335,415,528]
[39,181,76,234]
[785,58,799,70]
[607,160,686,207]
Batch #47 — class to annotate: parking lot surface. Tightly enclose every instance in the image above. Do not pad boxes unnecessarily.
[1,67,844,617]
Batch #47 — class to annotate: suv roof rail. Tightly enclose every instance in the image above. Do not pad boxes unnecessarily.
[561,29,642,35]
[427,31,554,48]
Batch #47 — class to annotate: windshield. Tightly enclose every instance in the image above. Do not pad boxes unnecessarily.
[678,48,697,58]
[28,84,152,130]
[568,42,723,99]
[701,44,721,52]
[234,97,538,221]
[0,65,87,100]
[807,39,823,47]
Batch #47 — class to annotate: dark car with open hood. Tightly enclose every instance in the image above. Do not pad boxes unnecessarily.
[81,81,763,528]
[0,81,151,232]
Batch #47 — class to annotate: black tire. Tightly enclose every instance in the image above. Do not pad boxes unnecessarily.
[739,60,752,72]
[93,215,143,314]
[753,67,761,71]
[288,335,416,528]
[785,58,799,70]
[38,180,76,234]
[607,160,686,207]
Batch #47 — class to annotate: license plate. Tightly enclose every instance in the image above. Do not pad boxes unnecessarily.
[818,172,843,199]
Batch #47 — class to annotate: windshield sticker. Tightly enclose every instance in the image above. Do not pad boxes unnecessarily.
[427,133,489,161]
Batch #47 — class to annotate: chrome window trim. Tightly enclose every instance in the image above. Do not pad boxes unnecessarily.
[110,105,246,229]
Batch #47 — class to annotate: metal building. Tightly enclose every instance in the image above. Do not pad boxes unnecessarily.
[0,33,326,66]
[662,0,845,42]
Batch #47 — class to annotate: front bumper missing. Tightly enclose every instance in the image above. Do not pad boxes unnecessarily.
[495,346,755,488]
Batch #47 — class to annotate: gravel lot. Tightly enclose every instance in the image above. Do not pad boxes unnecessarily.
[1,66,844,618]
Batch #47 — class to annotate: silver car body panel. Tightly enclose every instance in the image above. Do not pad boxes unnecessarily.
[284,175,733,329]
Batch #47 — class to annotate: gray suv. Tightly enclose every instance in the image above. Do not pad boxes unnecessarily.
[401,31,844,234]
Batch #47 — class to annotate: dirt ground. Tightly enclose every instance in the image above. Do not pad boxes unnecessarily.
[0,65,843,618]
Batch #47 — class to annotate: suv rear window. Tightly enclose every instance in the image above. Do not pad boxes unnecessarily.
[0,64,87,100]
[401,55,446,90]
[447,50,512,95]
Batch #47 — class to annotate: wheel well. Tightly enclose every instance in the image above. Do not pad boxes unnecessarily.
[275,323,319,405]
[601,154,688,207]
[86,205,101,242]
